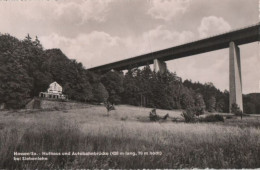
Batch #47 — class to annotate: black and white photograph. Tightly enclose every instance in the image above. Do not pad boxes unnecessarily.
[0,0,260,169]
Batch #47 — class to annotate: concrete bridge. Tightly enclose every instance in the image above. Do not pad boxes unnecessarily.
[88,23,260,112]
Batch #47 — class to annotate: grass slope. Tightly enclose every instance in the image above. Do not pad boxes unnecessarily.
[0,105,260,169]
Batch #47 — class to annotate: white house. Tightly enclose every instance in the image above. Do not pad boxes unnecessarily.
[39,82,67,100]
[48,82,62,94]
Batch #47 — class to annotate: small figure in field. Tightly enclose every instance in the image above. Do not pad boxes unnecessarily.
[149,108,169,121]
[105,101,115,116]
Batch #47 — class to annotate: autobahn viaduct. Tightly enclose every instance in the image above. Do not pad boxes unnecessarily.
[88,23,260,112]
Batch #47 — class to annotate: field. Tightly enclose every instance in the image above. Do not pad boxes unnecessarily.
[0,104,260,169]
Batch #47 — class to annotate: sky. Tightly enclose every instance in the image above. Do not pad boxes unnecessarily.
[0,0,259,94]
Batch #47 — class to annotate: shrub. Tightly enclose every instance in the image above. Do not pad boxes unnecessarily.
[214,114,224,121]
[194,93,206,115]
[231,103,243,116]
[193,106,205,117]
[181,108,195,122]
[226,115,233,119]
[203,114,224,122]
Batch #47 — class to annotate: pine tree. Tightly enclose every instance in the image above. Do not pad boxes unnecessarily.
[33,36,43,49]
[24,34,32,45]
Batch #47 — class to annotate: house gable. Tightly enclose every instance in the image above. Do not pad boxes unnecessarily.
[47,81,62,94]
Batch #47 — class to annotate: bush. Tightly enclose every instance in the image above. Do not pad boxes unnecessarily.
[203,114,224,122]
[231,103,243,116]
[193,106,205,117]
[226,115,233,119]
[181,108,195,122]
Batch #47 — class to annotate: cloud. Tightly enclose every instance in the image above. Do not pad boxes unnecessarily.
[142,25,194,51]
[198,16,231,38]
[0,0,114,39]
[40,24,260,95]
[1,0,255,93]
[55,0,114,23]
[40,31,123,68]
[148,0,190,21]
[40,25,194,70]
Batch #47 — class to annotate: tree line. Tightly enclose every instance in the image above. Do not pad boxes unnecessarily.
[0,34,108,108]
[0,33,259,114]
[101,67,229,113]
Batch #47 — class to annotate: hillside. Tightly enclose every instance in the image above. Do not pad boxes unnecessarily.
[0,34,104,108]
[0,33,259,114]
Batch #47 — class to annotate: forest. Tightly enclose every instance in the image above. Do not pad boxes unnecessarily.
[0,33,259,114]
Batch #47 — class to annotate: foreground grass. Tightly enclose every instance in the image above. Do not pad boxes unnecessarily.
[0,105,260,169]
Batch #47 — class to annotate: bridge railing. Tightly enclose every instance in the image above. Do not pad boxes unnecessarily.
[186,22,260,45]
[89,22,260,69]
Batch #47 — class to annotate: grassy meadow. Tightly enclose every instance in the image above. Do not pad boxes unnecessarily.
[0,105,260,169]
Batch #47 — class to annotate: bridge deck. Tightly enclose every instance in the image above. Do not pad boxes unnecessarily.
[88,24,260,73]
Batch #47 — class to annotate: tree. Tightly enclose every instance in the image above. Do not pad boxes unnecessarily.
[244,102,255,114]
[33,36,43,49]
[92,83,109,103]
[122,68,140,106]
[181,92,195,109]
[101,70,124,104]
[0,34,101,108]
[231,103,243,119]
[208,96,216,112]
[181,108,196,122]
[0,52,33,108]
[138,66,153,107]
[81,81,93,102]
[216,99,225,112]
[24,34,32,45]
[194,93,206,116]
[222,90,230,113]
[31,70,53,96]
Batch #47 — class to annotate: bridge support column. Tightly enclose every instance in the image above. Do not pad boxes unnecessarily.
[229,42,243,112]
[154,59,167,74]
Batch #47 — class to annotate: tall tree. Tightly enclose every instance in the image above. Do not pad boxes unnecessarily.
[195,93,206,114]
[92,83,109,103]
[101,70,124,104]
[0,52,33,108]
[208,96,216,112]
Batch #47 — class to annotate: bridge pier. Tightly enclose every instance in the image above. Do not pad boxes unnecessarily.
[229,41,243,112]
[154,59,167,74]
